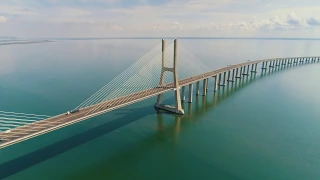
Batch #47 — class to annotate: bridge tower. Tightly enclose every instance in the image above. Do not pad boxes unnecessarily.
[154,39,185,115]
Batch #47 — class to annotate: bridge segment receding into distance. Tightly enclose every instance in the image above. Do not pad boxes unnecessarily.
[0,39,319,149]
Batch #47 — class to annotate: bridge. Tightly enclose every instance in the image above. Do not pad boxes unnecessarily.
[0,39,319,149]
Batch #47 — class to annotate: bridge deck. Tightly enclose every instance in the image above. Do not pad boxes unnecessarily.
[0,56,318,148]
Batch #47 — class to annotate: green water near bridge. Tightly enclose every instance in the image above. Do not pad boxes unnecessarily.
[0,39,320,179]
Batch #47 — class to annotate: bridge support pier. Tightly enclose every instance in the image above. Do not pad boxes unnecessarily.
[269,61,274,68]
[235,68,241,78]
[214,75,219,91]
[282,59,287,65]
[155,39,184,115]
[242,66,248,75]
[262,62,267,70]
[203,79,207,96]
[232,69,235,81]
[228,69,235,82]
[238,67,243,78]
[250,64,256,73]
[219,72,226,86]
[196,81,200,95]
[188,84,193,103]
[181,86,186,102]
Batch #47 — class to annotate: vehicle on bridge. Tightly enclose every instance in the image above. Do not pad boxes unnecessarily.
[66,109,80,115]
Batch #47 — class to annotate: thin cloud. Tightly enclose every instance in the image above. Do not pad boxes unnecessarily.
[307,17,320,26]
[0,16,7,23]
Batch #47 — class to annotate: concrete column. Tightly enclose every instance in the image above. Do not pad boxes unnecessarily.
[246,65,250,74]
[172,39,183,114]
[218,73,222,85]
[231,69,235,81]
[202,79,207,96]
[251,64,256,73]
[242,66,246,75]
[188,84,193,103]
[181,86,186,102]
[227,70,231,81]
[206,78,209,90]
[239,67,243,77]
[223,71,226,85]
[196,81,200,95]
[235,68,240,78]
[214,75,219,91]
[254,63,258,72]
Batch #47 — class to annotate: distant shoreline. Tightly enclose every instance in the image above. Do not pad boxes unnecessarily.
[43,37,320,41]
[0,40,55,46]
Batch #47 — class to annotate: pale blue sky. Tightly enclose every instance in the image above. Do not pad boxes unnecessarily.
[0,0,320,37]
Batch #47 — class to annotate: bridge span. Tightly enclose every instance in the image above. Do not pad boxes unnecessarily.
[0,39,319,149]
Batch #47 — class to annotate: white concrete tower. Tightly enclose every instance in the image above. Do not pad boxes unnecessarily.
[155,39,184,115]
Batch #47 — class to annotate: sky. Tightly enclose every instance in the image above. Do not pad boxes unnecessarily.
[0,0,320,38]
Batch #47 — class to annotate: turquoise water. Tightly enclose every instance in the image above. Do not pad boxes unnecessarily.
[0,39,320,179]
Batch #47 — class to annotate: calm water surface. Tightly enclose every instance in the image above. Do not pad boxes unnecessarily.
[0,39,320,180]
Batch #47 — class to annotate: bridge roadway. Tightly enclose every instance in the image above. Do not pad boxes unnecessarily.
[0,56,319,148]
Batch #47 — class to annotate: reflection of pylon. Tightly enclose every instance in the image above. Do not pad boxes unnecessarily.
[154,39,184,115]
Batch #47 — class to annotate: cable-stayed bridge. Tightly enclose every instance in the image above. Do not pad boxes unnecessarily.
[0,39,319,149]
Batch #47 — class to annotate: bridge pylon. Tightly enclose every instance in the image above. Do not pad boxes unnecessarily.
[154,39,185,115]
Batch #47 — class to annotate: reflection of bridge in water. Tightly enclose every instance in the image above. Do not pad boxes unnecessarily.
[0,60,317,179]
[0,38,319,149]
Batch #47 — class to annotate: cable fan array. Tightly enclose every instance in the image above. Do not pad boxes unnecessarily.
[74,41,211,112]
[0,111,51,132]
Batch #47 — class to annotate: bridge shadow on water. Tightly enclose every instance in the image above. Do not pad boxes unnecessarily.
[0,61,318,179]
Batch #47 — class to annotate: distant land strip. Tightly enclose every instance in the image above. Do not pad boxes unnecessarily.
[0,40,54,46]
[44,37,320,41]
